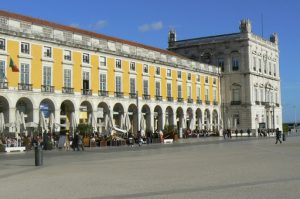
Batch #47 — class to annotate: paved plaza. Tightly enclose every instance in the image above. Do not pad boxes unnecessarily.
[1,137,300,199]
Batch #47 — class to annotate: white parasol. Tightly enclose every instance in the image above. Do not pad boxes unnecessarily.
[124,113,131,132]
[15,110,21,138]
[181,117,186,129]
[88,112,97,132]
[140,114,146,136]
[20,112,27,136]
[0,112,5,134]
[189,118,194,130]
[70,112,77,136]
[198,117,202,130]
[39,110,47,133]
[48,112,55,134]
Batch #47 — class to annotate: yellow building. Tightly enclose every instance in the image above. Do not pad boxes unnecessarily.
[0,10,221,136]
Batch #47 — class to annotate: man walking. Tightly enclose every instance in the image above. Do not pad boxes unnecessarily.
[275,128,282,144]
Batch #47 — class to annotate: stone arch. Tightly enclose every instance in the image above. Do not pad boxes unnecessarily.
[79,101,93,124]
[141,104,151,132]
[113,103,124,127]
[196,108,202,130]
[204,109,211,130]
[60,100,75,131]
[0,95,10,125]
[16,97,34,123]
[39,98,55,119]
[128,104,138,135]
[154,105,163,131]
[165,106,174,127]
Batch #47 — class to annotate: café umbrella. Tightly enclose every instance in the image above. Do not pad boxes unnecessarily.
[140,114,146,137]
[0,112,5,135]
[20,112,27,136]
[48,113,55,134]
[70,112,77,136]
[39,110,47,133]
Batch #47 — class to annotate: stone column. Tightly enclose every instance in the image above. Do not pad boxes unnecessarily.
[8,107,16,133]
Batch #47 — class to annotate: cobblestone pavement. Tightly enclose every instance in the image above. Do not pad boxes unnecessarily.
[0,136,299,199]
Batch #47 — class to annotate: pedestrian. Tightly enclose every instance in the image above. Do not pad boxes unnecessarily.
[223,130,227,139]
[275,128,282,144]
[73,132,79,151]
[78,133,84,151]
[235,129,238,137]
[247,128,251,137]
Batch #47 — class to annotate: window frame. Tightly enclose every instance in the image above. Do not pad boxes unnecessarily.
[99,56,107,67]
[0,38,6,51]
[116,59,122,69]
[64,50,72,61]
[82,53,90,64]
[43,46,52,58]
[20,42,30,55]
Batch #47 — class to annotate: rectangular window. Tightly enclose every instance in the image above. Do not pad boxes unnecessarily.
[116,59,122,69]
[218,58,224,72]
[64,69,71,88]
[115,76,122,92]
[205,88,209,101]
[197,87,201,99]
[255,88,258,101]
[177,85,182,98]
[232,57,239,71]
[64,50,72,61]
[275,92,278,103]
[155,82,160,96]
[20,63,30,84]
[156,67,160,75]
[187,73,191,81]
[213,89,217,101]
[177,71,181,79]
[43,66,51,86]
[100,56,106,67]
[167,83,172,97]
[100,74,107,91]
[274,64,276,76]
[130,62,135,71]
[264,62,267,74]
[269,62,272,75]
[253,57,256,71]
[82,71,90,90]
[83,53,90,64]
[43,46,52,58]
[143,64,148,73]
[167,69,171,77]
[232,89,240,101]
[0,38,5,50]
[187,86,192,98]
[143,80,148,95]
[260,89,264,102]
[130,78,135,94]
[0,60,5,81]
[213,78,216,85]
[197,75,200,82]
[258,59,262,72]
[21,42,30,54]
[205,76,208,84]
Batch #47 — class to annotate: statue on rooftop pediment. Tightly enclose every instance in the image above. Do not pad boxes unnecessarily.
[239,19,252,33]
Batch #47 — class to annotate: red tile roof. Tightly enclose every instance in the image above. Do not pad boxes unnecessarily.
[0,10,180,57]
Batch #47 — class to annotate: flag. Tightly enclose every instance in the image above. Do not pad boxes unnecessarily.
[9,58,19,72]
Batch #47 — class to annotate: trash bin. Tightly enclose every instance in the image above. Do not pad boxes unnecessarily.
[35,145,43,166]
[282,133,286,141]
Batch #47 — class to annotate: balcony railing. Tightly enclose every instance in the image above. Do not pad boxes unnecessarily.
[115,92,123,98]
[167,96,174,102]
[188,98,193,104]
[81,89,92,95]
[18,83,32,91]
[231,101,241,105]
[143,94,150,100]
[129,93,137,99]
[205,100,210,105]
[41,85,54,93]
[0,81,8,89]
[62,87,74,94]
[98,90,108,97]
[197,99,202,104]
[255,101,260,105]
[177,97,184,102]
[213,101,218,105]
[156,95,162,101]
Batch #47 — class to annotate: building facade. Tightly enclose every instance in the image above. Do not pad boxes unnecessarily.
[168,19,282,131]
[0,11,221,136]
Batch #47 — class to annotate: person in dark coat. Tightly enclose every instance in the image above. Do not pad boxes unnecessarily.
[275,128,282,144]
[73,132,79,151]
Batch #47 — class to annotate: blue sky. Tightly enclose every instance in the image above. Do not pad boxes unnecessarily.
[1,0,299,122]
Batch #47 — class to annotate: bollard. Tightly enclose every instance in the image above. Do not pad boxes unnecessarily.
[35,146,43,166]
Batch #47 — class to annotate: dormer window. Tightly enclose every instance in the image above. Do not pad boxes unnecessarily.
[83,53,90,64]
[43,46,52,58]
[0,38,5,51]
[143,64,148,73]
[64,50,72,61]
[21,42,30,54]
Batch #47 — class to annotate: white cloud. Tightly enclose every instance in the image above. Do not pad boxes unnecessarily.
[91,20,107,30]
[69,23,80,28]
[138,21,163,32]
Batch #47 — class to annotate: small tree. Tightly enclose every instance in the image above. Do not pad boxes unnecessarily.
[77,123,93,135]
[282,124,289,133]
